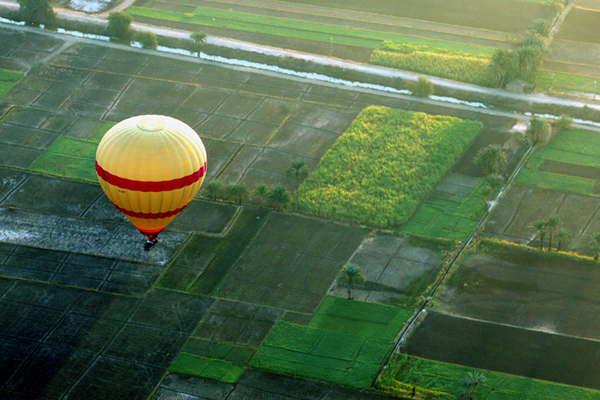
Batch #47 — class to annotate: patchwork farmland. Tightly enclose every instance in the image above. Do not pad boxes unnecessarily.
[2,0,600,396]
[0,27,518,399]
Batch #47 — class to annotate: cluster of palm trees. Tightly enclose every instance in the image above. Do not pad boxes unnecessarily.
[532,215,571,252]
[532,217,600,261]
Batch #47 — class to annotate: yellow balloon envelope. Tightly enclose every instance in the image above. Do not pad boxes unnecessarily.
[96,115,207,249]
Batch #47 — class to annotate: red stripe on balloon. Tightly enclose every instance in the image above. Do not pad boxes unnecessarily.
[96,161,206,192]
[139,228,164,234]
[114,203,188,219]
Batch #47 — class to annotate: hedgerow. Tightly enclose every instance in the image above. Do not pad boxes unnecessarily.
[297,106,482,228]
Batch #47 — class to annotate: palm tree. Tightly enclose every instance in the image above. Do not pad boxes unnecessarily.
[254,184,269,205]
[460,371,486,400]
[269,186,289,210]
[190,32,207,56]
[338,263,366,300]
[287,160,308,182]
[546,215,561,251]
[557,228,571,251]
[533,220,547,250]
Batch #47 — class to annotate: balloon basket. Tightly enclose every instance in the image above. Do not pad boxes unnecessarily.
[143,236,159,252]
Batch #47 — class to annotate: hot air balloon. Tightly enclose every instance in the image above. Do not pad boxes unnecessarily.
[95,115,207,251]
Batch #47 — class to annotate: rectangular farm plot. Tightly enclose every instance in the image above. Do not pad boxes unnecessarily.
[251,298,411,388]
[217,213,365,312]
[516,128,600,196]
[335,234,450,306]
[298,106,482,228]
[435,240,600,340]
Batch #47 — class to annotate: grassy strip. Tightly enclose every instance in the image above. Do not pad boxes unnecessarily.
[402,180,489,241]
[127,6,495,55]
[297,106,481,228]
[0,69,23,96]
[29,121,115,182]
[477,237,597,264]
[537,70,600,95]
[378,353,600,400]
[251,297,411,388]
[169,352,245,383]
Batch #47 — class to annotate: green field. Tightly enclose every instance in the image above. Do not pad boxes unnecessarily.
[516,128,600,196]
[297,106,482,228]
[0,69,23,96]
[29,121,115,181]
[402,179,489,241]
[379,354,600,400]
[251,297,411,388]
